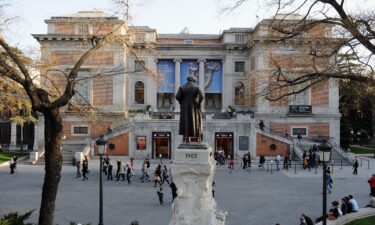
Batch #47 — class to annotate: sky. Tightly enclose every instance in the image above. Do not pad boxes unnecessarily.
[3,0,265,51]
[2,0,375,54]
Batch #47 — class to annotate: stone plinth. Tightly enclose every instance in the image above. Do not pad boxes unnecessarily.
[169,142,226,225]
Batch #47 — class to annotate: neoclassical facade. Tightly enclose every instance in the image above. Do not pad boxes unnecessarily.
[28,11,340,160]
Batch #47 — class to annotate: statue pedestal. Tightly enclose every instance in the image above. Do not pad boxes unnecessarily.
[169,143,227,225]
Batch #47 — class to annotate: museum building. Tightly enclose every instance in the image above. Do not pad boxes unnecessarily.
[3,11,341,161]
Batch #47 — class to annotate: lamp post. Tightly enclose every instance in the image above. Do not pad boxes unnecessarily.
[96,135,108,225]
[318,141,332,225]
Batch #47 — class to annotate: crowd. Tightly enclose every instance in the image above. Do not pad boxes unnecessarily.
[74,155,178,206]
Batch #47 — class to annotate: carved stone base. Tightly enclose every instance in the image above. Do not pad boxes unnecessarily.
[169,143,227,225]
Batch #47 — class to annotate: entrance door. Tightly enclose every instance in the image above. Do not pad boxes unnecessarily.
[152,132,171,159]
[215,132,234,158]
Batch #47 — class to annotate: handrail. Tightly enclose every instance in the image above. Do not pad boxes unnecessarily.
[329,141,355,163]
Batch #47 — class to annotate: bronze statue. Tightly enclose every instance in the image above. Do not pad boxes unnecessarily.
[176,75,204,143]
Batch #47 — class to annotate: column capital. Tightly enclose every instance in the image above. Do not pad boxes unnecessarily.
[198,59,206,63]
[173,59,182,63]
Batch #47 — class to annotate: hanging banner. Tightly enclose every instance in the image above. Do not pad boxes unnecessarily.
[180,60,199,86]
[157,60,175,93]
[204,60,222,93]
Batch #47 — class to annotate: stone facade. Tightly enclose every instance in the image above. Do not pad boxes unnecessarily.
[29,11,341,159]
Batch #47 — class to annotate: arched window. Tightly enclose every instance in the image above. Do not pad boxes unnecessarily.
[134,81,145,104]
[234,82,245,105]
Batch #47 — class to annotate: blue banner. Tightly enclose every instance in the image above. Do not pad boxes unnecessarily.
[157,60,175,93]
[180,60,199,86]
[205,60,222,93]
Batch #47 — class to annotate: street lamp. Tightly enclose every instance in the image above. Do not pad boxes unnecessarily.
[96,135,108,225]
[318,141,332,225]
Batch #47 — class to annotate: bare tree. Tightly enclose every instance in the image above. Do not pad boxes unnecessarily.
[0,2,138,225]
[226,0,375,100]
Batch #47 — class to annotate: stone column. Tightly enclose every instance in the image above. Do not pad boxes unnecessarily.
[10,122,17,151]
[169,142,227,225]
[198,59,205,112]
[221,59,226,112]
[174,59,181,112]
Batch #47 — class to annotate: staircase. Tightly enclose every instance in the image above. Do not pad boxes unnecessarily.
[36,143,86,165]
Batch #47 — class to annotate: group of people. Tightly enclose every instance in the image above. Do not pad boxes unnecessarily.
[302,145,320,170]
[214,146,226,165]
[242,152,251,169]
[74,156,178,207]
[315,195,359,223]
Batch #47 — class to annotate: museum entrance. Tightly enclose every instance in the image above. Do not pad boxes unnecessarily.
[215,132,234,158]
[152,132,171,159]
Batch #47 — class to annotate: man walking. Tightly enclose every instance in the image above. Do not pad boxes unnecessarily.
[368,174,375,196]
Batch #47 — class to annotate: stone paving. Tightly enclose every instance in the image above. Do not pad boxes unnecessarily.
[0,158,374,225]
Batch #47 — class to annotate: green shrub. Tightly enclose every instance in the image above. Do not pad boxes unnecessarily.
[0,210,35,225]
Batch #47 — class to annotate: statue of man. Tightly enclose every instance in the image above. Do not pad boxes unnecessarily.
[176,75,204,143]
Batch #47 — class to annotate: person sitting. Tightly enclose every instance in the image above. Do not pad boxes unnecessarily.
[348,195,359,212]
[365,195,375,208]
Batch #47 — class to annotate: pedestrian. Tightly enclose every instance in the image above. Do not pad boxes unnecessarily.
[126,164,132,184]
[259,119,265,130]
[154,164,162,187]
[162,165,170,185]
[9,157,16,174]
[284,129,289,138]
[75,157,81,178]
[157,187,164,206]
[107,161,113,180]
[116,160,121,179]
[242,153,247,169]
[368,174,375,196]
[301,213,314,225]
[228,155,234,173]
[170,181,178,203]
[275,154,281,171]
[246,152,251,169]
[353,159,359,175]
[159,153,163,164]
[258,155,265,170]
[103,155,109,175]
[140,160,150,182]
[283,155,289,169]
[117,161,125,181]
[130,158,135,175]
[82,156,89,181]
[212,181,215,198]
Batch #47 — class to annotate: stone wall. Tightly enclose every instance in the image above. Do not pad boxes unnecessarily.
[256,133,290,157]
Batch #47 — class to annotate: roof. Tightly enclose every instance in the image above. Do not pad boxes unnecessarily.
[158,33,220,39]
[48,11,119,21]
[223,27,252,33]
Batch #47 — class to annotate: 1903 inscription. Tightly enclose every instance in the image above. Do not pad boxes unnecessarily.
[185,153,198,159]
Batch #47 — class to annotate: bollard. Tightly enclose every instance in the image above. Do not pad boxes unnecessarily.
[270,163,273,174]
[340,160,343,169]
[267,162,269,172]
[294,164,297,174]
[331,163,334,174]
[315,165,318,174]
[368,160,370,170]
[360,158,363,167]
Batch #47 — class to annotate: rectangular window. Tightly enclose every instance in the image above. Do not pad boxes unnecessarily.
[77,24,89,35]
[72,125,89,136]
[234,61,245,72]
[235,34,245,44]
[135,60,145,72]
[291,127,308,137]
[184,40,193,44]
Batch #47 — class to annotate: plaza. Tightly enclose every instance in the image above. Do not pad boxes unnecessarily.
[1,159,373,225]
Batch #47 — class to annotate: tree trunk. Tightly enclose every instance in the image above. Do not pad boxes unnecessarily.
[38,108,63,225]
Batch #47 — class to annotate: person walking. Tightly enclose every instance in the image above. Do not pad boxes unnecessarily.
[103,155,109,176]
[228,155,234,173]
[242,153,247,169]
[117,161,125,181]
[297,132,302,145]
[326,169,333,194]
[115,160,121,179]
[170,181,178,203]
[259,119,265,130]
[107,161,113,180]
[82,156,89,181]
[9,157,16,174]
[275,154,281,171]
[157,187,164,206]
[246,152,251,169]
[368,174,375,196]
[75,157,81,178]
[126,164,132,184]
[353,159,359,175]
[161,165,170,185]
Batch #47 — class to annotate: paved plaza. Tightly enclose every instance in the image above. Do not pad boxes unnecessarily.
[0,158,374,225]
